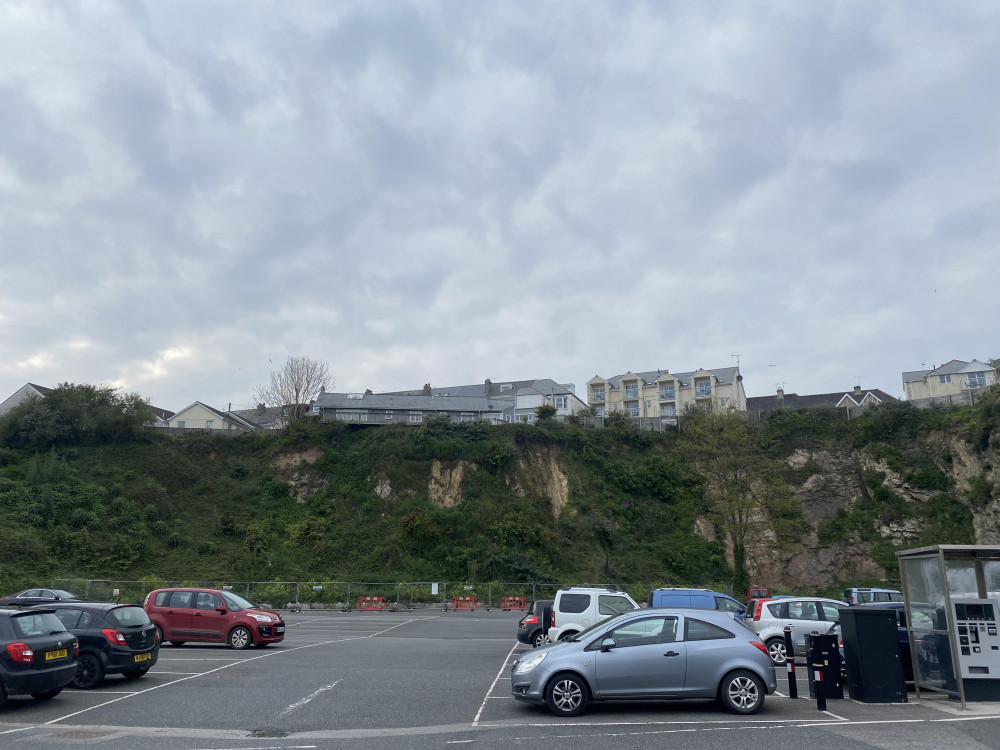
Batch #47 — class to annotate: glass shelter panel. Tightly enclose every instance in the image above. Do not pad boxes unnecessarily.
[902,556,956,693]
[982,560,1000,601]
[945,559,979,599]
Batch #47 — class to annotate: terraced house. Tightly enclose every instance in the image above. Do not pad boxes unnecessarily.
[587,367,746,420]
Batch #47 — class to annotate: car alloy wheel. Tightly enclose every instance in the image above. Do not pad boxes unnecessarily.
[532,631,547,648]
[73,653,105,689]
[766,638,787,664]
[721,670,764,715]
[229,626,252,650]
[545,673,588,716]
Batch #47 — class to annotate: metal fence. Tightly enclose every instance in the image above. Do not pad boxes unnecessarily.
[51,579,730,609]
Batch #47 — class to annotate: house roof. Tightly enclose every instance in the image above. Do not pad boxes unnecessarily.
[602,367,742,389]
[746,388,897,411]
[385,378,578,400]
[314,392,509,412]
[171,401,261,429]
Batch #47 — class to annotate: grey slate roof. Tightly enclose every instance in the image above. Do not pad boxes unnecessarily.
[386,378,575,399]
[314,392,508,412]
[746,389,897,411]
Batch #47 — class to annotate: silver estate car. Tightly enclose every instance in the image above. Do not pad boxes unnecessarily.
[510,608,777,717]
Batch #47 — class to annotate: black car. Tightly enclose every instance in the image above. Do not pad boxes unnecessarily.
[41,602,159,689]
[0,589,78,607]
[0,608,78,708]
[516,599,553,648]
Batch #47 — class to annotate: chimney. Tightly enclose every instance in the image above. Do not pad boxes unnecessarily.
[776,388,784,403]
[256,403,265,415]
[365,388,373,395]
[422,383,432,396]
[854,385,862,394]
[485,378,492,394]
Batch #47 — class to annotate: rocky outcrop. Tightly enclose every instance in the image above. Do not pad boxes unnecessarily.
[429,459,475,507]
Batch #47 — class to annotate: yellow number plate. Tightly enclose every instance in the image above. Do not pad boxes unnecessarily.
[134,652,152,663]
[45,649,68,661]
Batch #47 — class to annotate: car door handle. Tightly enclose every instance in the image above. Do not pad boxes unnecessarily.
[664,651,680,657]
[194,613,202,617]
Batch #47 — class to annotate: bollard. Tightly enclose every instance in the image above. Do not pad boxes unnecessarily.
[813,661,826,711]
[783,625,798,699]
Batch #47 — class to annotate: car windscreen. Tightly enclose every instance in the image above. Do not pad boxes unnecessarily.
[108,606,152,628]
[220,591,255,610]
[11,612,67,639]
[52,590,77,599]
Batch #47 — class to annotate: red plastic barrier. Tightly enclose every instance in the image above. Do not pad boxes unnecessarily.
[356,596,387,611]
[450,596,477,611]
[501,596,527,611]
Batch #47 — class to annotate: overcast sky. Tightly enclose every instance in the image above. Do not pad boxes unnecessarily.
[2,1,998,411]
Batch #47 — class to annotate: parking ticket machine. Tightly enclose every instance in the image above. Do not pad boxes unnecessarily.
[951,599,1000,698]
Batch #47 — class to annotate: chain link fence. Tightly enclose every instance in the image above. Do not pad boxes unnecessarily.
[51,579,717,610]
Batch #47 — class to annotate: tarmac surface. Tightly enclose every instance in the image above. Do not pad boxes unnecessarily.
[2,609,999,749]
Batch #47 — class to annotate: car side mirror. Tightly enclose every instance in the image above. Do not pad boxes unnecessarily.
[601,638,616,652]
[216,606,227,614]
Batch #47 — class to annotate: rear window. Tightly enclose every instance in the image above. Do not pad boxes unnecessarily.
[558,593,591,613]
[108,606,152,627]
[598,595,636,616]
[11,612,66,639]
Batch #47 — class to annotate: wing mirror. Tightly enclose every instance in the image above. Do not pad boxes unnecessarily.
[601,637,616,652]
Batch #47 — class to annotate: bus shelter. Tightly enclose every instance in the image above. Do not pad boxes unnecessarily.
[897,545,1000,708]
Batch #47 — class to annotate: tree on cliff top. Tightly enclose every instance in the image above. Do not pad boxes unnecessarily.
[252,356,333,422]
[681,410,786,594]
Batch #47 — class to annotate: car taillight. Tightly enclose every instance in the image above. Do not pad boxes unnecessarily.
[74,639,79,657]
[154,627,161,642]
[752,602,763,621]
[6,642,34,663]
[750,641,769,656]
[102,628,127,645]
[551,611,555,627]
[523,615,538,625]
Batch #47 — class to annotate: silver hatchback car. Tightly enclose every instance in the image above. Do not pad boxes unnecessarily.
[748,596,845,664]
[510,608,777,717]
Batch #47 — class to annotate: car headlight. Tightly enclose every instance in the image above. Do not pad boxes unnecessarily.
[513,652,547,675]
[250,614,273,622]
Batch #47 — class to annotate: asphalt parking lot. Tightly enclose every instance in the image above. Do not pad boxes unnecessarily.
[2,609,1000,750]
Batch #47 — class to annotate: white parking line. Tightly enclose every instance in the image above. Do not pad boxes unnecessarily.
[279,680,341,718]
[0,618,427,736]
[472,642,519,726]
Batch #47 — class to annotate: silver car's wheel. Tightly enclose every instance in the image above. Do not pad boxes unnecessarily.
[720,670,765,715]
[228,626,252,650]
[545,673,589,717]
[766,638,786,664]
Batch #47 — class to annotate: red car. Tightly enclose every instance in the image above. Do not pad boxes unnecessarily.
[143,588,285,650]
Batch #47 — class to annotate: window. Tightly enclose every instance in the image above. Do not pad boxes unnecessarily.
[12,612,65,639]
[196,592,223,610]
[558,594,591,613]
[108,606,151,627]
[685,618,736,641]
[598,595,636,616]
[384,411,393,421]
[820,602,843,621]
[595,406,605,417]
[660,385,675,399]
[592,386,605,401]
[787,601,819,620]
[645,400,652,410]
[54,609,84,629]
[608,616,678,647]
[661,404,677,417]
[555,396,566,409]
[167,591,194,608]
[715,597,742,615]
[719,398,728,407]
[176,421,185,428]
[625,383,639,399]
[205,420,214,429]
[695,380,712,397]
[626,403,640,417]
[939,374,952,384]
[969,372,987,388]
[335,411,367,422]
[409,413,423,423]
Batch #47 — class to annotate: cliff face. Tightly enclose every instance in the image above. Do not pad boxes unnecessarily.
[753,431,1000,590]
